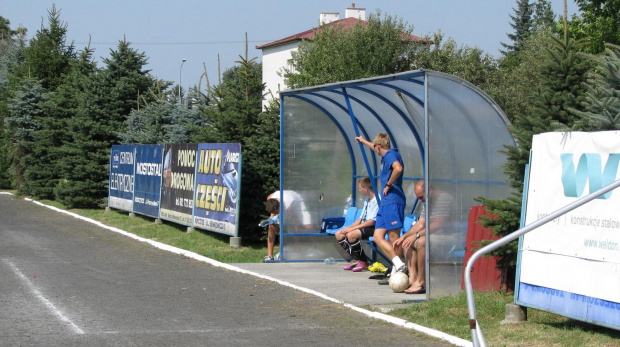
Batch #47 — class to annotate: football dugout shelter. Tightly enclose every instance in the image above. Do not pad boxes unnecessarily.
[276,69,515,298]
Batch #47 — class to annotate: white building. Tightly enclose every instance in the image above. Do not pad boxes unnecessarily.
[257,4,423,110]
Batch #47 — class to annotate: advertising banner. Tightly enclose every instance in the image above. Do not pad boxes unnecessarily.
[159,143,197,226]
[133,144,163,218]
[108,145,135,212]
[518,131,620,330]
[193,143,241,236]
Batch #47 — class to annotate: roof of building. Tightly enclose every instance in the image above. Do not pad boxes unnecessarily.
[256,17,424,50]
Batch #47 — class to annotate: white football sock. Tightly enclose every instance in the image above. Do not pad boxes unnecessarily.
[391,256,404,273]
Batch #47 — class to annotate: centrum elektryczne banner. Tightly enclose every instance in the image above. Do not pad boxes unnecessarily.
[109,145,135,212]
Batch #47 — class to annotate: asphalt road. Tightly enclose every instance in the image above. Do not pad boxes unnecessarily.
[0,194,452,347]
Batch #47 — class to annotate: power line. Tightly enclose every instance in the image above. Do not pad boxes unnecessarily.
[71,40,274,45]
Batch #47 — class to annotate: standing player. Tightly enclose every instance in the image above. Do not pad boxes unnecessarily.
[355,133,407,282]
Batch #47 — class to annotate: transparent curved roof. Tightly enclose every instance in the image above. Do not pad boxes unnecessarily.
[277,69,515,298]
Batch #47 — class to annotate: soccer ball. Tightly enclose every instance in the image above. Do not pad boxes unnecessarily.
[389,271,410,293]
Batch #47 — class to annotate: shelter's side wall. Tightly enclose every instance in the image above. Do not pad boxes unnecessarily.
[281,98,354,260]
[426,74,513,298]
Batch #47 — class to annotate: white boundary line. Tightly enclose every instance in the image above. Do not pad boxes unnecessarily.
[3,259,85,334]
[12,194,471,347]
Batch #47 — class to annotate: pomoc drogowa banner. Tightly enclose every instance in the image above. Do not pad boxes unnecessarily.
[159,143,197,226]
[108,143,241,237]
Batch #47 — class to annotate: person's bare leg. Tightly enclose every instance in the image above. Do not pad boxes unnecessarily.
[267,224,277,258]
[387,228,405,272]
[373,228,397,260]
[405,247,418,288]
[346,229,362,244]
[406,237,426,292]
[387,229,401,254]
[415,236,426,288]
[335,230,345,242]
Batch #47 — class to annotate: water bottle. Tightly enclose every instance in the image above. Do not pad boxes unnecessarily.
[269,214,280,225]
[324,257,335,265]
[343,194,353,217]
[259,214,279,227]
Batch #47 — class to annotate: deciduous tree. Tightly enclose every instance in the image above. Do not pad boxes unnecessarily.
[284,11,417,88]
[574,0,620,53]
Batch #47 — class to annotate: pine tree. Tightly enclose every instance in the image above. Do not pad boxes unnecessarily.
[241,98,281,242]
[194,56,264,143]
[192,55,279,241]
[5,79,47,195]
[14,5,75,91]
[532,0,555,31]
[55,39,156,208]
[121,85,204,144]
[46,46,98,200]
[101,38,156,120]
[478,33,592,288]
[565,44,620,130]
[501,0,534,55]
[0,16,26,188]
[0,16,26,86]
[1,6,79,197]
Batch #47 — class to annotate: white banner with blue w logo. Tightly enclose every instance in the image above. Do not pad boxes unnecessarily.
[517,131,620,330]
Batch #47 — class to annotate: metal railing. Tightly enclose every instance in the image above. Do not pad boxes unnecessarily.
[464,179,620,347]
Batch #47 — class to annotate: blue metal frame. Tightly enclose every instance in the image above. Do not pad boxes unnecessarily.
[423,72,430,300]
[292,92,376,199]
[280,70,427,97]
[348,85,424,162]
[342,87,380,202]
[279,101,286,260]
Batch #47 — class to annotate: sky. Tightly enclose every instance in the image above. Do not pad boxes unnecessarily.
[2,0,580,93]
